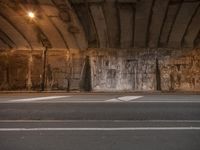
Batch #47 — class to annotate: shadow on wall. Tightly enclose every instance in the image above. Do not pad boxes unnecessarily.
[80,56,92,91]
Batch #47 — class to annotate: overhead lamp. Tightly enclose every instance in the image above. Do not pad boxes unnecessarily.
[27,11,35,19]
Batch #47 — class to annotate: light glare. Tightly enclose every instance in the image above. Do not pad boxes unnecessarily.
[28,11,35,19]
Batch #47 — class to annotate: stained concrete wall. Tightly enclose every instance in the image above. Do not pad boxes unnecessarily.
[0,51,29,90]
[0,48,200,92]
[88,49,156,91]
[88,48,200,92]
[0,50,83,91]
[160,49,200,91]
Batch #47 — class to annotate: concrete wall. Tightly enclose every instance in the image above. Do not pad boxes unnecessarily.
[0,48,200,92]
[88,48,200,92]
[0,51,28,90]
[0,50,83,91]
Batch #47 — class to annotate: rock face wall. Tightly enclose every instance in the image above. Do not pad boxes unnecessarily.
[88,48,200,92]
[0,48,200,92]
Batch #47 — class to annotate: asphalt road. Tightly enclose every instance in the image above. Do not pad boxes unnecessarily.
[0,93,200,150]
[0,120,200,150]
[0,93,200,103]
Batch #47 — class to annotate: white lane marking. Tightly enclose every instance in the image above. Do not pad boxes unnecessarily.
[106,96,143,102]
[0,127,200,131]
[29,100,200,103]
[3,100,200,103]
[0,120,200,123]
[122,100,200,103]
[118,96,143,101]
[9,96,70,102]
[106,99,120,102]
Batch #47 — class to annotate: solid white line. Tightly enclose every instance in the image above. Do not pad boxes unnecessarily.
[9,96,70,102]
[0,120,200,123]
[3,100,200,103]
[0,127,200,131]
[128,101,200,103]
[105,100,200,103]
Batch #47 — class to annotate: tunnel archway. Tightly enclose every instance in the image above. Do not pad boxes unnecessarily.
[0,0,200,92]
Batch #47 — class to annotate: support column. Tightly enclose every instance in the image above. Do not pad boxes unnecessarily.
[27,52,33,90]
[41,47,47,91]
[3,52,10,90]
[65,50,71,91]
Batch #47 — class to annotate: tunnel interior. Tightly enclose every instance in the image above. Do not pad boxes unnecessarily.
[0,0,200,92]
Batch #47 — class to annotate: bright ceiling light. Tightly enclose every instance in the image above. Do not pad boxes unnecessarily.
[27,11,35,19]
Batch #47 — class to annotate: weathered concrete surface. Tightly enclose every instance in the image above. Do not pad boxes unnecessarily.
[0,50,82,91]
[90,4,109,48]
[88,49,155,91]
[0,0,200,92]
[160,49,200,91]
[168,1,199,48]
[159,1,182,47]
[0,0,199,50]
[119,4,134,49]
[183,4,200,48]
[148,0,169,48]
[88,48,200,92]
[0,48,200,92]
[134,0,154,47]
[0,16,29,50]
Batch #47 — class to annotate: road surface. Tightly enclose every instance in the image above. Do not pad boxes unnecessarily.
[0,93,199,150]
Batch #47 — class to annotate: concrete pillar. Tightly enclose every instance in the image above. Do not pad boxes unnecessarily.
[27,52,33,90]
[3,52,10,90]
[41,47,48,91]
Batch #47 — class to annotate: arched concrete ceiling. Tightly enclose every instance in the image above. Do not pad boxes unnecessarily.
[0,0,199,51]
